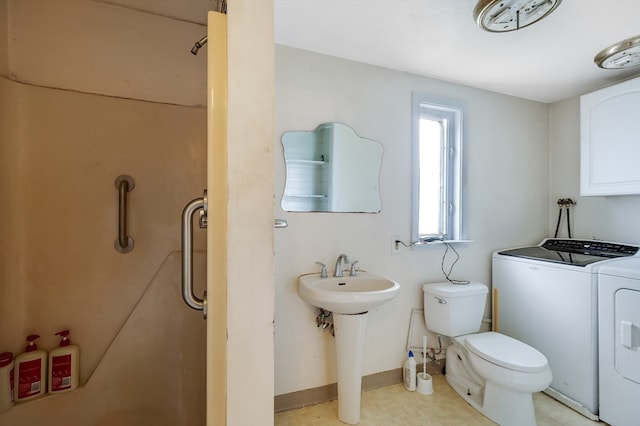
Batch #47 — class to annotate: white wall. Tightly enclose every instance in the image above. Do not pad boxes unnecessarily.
[548,97,640,244]
[274,45,550,396]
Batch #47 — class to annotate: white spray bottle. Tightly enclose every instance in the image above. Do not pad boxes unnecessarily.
[403,350,416,391]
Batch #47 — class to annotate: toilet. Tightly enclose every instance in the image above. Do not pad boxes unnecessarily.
[423,282,552,426]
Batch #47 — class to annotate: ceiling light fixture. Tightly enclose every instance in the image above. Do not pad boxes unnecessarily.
[594,35,640,69]
[473,0,562,33]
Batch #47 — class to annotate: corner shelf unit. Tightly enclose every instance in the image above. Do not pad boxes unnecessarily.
[282,158,330,211]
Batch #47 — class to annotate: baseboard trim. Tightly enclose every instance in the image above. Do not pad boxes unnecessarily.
[275,362,443,413]
[274,368,401,413]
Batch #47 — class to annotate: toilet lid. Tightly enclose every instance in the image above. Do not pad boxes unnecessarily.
[464,332,548,373]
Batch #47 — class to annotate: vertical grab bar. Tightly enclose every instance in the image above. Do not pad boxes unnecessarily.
[114,175,135,253]
[181,191,208,318]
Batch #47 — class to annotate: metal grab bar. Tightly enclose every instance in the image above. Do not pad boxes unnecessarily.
[181,191,208,318]
[114,175,135,253]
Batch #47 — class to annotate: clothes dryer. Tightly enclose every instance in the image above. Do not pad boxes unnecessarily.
[598,257,640,426]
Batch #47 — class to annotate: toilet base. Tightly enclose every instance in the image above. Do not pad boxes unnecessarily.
[445,342,538,426]
[444,344,485,410]
[483,380,536,426]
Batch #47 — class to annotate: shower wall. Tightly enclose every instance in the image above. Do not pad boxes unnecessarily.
[5,0,208,106]
[0,0,7,76]
[0,0,210,423]
[0,76,26,348]
[0,75,208,425]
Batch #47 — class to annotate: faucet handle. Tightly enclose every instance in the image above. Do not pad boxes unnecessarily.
[315,261,328,278]
[349,260,359,276]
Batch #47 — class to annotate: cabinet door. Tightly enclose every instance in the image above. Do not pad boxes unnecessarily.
[580,76,640,196]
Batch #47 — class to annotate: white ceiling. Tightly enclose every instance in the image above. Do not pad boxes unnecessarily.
[100,0,640,103]
[274,0,640,103]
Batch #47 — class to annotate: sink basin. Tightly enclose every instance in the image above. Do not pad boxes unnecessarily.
[298,272,400,314]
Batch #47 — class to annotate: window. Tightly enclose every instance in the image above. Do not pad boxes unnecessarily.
[412,92,463,242]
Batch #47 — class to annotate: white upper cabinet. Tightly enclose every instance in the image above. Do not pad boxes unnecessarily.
[580,76,640,196]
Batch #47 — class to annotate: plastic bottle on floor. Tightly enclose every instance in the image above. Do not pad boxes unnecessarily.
[403,350,416,391]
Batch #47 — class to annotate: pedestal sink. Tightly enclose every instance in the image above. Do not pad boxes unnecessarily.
[298,272,400,424]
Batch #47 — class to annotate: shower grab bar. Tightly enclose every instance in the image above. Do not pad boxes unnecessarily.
[181,190,208,318]
[114,175,135,253]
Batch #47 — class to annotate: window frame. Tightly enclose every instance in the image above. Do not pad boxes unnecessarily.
[411,92,464,244]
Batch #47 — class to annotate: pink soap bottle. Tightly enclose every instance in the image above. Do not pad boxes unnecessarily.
[14,335,47,401]
[48,330,80,393]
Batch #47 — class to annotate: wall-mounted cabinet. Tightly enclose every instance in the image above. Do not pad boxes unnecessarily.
[281,123,383,212]
[580,76,640,196]
[281,126,331,211]
[282,158,330,211]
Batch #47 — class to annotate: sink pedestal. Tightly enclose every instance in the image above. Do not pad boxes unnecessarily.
[297,271,400,424]
[333,312,368,425]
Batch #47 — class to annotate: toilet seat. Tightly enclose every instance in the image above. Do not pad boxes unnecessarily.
[464,332,548,373]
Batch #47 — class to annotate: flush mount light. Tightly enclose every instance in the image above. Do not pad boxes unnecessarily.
[473,0,562,32]
[594,35,640,69]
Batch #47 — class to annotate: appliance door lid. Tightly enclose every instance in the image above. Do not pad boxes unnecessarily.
[497,246,607,266]
[465,332,548,373]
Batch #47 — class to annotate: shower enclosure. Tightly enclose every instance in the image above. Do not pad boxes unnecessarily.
[1,2,275,425]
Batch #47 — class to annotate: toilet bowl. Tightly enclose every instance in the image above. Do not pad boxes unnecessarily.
[424,282,552,426]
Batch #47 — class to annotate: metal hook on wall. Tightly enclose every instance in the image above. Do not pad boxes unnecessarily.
[114,175,135,253]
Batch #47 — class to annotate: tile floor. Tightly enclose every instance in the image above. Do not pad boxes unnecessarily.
[274,374,600,425]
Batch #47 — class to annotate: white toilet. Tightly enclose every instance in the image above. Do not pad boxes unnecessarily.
[423,282,552,426]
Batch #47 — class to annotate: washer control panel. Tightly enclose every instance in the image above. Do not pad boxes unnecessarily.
[541,239,639,258]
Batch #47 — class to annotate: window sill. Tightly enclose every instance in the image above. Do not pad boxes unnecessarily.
[411,239,473,249]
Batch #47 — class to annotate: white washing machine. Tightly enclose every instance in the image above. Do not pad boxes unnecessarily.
[598,257,640,426]
[492,238,639,420]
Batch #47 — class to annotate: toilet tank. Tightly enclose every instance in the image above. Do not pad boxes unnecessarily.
[423,282,488,337]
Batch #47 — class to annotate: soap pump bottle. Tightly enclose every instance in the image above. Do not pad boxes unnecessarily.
[14,335,47,402]
[48,330,80,393]
[0,352,15,412]
[403,350,417,391]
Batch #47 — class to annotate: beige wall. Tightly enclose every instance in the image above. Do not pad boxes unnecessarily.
[0,75,207,424]
[0,0,7,77]
[223,2,275,424]
[0,74,26,346]
[6,0,207,106]
[0,251,207,425]
[1,0,214,422]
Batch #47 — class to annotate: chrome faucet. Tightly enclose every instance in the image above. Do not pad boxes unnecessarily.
[334,254,350,277]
